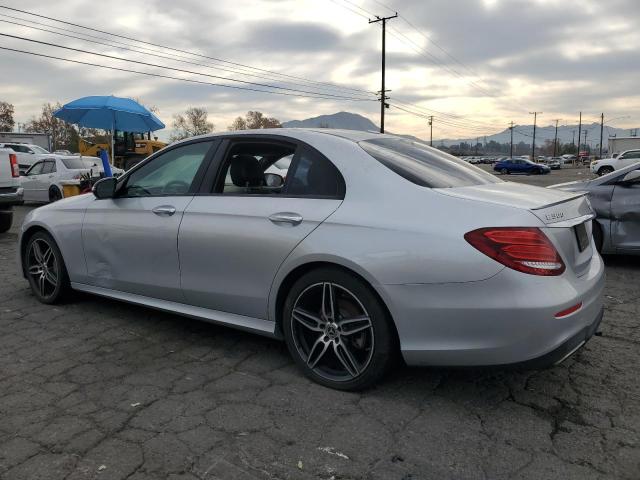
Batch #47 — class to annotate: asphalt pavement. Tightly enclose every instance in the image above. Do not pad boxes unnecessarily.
[1,166,639,479]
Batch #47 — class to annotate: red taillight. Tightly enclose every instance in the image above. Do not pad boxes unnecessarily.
[555,302,582,318]
[465,227,565,276]
[9,153,19,178]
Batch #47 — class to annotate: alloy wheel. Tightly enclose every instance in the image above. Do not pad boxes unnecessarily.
[27,238,59,298]
[290,282,374,382]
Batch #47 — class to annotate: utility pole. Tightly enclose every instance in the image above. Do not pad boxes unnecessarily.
[369,12,397,134]
[509,121,514,158]
[599,113,604,158]
[475,137,479,156]
[428,116,434,146]
[530,111,542,161]
[577,112,582,158]
[553,119,560,157]
[583,130,588,151]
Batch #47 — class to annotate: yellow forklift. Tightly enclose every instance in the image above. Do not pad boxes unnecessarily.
[79,131,166,170]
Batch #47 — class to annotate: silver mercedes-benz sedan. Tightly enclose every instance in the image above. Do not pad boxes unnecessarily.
[18,129,605,390]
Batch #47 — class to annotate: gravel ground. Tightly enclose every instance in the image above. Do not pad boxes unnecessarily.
[1,167,639,479]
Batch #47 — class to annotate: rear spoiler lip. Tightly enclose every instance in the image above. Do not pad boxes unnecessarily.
[530,192,586,210]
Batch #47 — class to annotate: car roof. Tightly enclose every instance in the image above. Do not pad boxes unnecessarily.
[177,127,391,145]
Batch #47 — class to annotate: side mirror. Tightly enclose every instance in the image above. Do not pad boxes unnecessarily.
[93,177,117,199]
[264,172,284,188]
[621,170,640,184]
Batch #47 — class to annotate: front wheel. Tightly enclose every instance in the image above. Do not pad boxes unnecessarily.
[0,210,13,233]
[49,186,63,203]
[597,166,614,176]
[23,231,70,304]
[282,268,395,391]
[500,168,509,175]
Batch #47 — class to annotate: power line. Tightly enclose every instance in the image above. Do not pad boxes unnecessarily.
[0,45,375,101]
[0,32,376,101]
[0,5,375,97]
[0,15,376,100]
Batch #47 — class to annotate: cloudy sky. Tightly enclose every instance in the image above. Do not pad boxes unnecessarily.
[0,0,639,141]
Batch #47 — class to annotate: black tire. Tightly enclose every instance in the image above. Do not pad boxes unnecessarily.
[500,168,509,175]
[282,267,395,391]
[0,210,13,233]
[49,186,63,203]
[23,231,70,304]
[597,167,614,176]
[592,222,603,253]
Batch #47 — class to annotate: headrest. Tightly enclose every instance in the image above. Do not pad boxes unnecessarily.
[230,155,263,187]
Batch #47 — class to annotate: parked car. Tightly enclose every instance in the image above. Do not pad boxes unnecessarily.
[0,143,55,172]
[547,158,562,170]
[0,147,24,232]
[590,149,640,176]
[494,158,551,175]
[53,149,73,155]
[551,163,640,255]
[264,154,292,179]
[21,157,123,203]
[19,129,604,390]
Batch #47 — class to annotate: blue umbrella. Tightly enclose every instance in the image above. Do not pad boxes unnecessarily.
[54,96,165,176]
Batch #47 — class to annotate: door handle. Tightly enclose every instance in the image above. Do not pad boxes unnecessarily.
[152,205,176,217]
[268,212,303,226]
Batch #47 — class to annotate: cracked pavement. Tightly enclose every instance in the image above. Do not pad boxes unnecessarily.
[1,195,639,479]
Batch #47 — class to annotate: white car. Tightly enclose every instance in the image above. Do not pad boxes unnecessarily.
[264,154,292,179]
[0,147,24,232]
[0,143,56,172]
[21,156,123,203]
[590,149,640,176]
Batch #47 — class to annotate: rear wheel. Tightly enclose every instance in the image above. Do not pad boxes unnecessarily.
[0,210,13,233]
[598,166,614,176]
[283,268,395,391]
[49,186,63,203]
[23,231,70,304]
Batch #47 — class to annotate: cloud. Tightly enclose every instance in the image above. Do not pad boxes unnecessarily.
[0,0,638,141]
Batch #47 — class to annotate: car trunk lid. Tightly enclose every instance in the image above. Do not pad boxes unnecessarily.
[436,182,595,277]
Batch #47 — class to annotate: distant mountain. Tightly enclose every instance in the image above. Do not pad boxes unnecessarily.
[440,123,640,148]
[282,111,378,131]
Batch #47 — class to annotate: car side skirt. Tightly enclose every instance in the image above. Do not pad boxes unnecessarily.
[71,283,278,338]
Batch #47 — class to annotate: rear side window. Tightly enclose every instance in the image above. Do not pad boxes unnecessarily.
[286,147,344,198]
[360,137,501,188]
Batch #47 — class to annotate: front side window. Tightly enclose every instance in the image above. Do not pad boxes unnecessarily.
[41,161,56,174]
[30,145,50,154]
[122,141,212,197]
[26,162,44,176]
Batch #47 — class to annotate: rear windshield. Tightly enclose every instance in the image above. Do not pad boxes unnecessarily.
[61,157,90,169]
[360,137,502,188]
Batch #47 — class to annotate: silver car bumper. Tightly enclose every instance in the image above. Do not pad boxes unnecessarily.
[0,187,24,207]
[383,252,605,367]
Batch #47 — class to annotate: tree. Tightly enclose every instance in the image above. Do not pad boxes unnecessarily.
[0,101,15,131]
[170,107,214,142]
[228,111,281,130]
[25,102,79,151]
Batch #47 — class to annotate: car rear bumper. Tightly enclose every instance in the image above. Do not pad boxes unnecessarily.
[384,251,605,367]
[0,187,24,208]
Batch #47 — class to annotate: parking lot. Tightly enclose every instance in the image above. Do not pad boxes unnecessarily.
[1,167,639,480]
